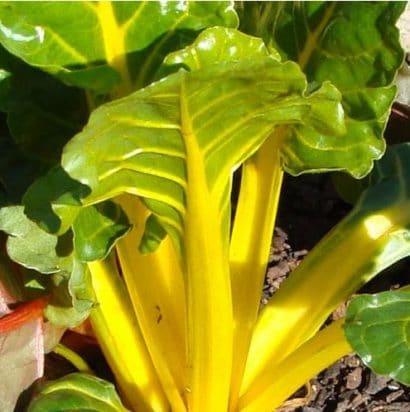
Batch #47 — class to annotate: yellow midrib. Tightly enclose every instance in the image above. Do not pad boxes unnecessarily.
[180,78,233,411]
[298,2,337,70]
[95,2,131,94]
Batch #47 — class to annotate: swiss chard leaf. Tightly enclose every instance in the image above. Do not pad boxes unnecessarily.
[345,290,410,385]
[72,201,130,261]
[0,206,94,327]
[0,1,238,93]
[238,2,405,176]
[27,373,129,412]
[60,56,345,252]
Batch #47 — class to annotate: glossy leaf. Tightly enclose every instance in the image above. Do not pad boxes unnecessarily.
[164,26,276,70]
[345,290,410,385]
[72,201,130,261]
[61,58,345,252]
[238,2,405,177]
[0,2,237,92]
[27,373,129,412]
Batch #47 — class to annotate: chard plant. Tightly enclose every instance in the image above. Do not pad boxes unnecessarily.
[0,2,409,411]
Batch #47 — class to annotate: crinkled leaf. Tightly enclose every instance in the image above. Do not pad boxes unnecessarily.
[238,2,405,176]
[164,26,276,70]
[0,206,94,327]
[27,373,129,412]
[0,206,60,273]
[72,201,130,261]
[345,290,410,385]
[60,57,345,252]
[0,1,237,92]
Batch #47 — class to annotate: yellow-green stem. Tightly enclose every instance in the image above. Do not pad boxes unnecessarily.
[53,343,95,375]
[95,2,133,97]
[115,195,187,412]
[229,128,285,409]
[181,80,233,411]
[242,206,407,393]
[239,319,352,411]
[88,255,167,412]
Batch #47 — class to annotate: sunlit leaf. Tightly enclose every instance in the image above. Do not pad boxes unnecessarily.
[345,290,410,385]
[238,2,405,176]
[0,1,238,92]
[27,373,129,412]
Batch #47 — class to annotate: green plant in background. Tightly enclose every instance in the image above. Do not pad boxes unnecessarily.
[0,2,408,411]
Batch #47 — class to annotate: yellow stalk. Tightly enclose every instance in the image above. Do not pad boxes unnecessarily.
[115,194,187,412]
[180,80,233,411]
[239,319,352,412]
[242,206,408,394]
[229,128,285,409]
[94,1,132,96]
[88,255,168,412]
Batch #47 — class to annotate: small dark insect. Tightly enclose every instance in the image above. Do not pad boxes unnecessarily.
[155,305,162,324]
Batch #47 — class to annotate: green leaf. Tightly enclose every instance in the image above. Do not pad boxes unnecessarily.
[60,57,345,252]
[23,166,91,234]
[0,1,238,93]
[238,2,405,177]
[164,26,276,70]
[72,201,130,261]
[139,214,167,255]
[345,290,410,385]
[27,373,129,412]
[0,206,94,327]
[0,206,60,273]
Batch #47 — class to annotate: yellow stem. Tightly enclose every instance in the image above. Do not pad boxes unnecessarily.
[239,319,352,411]
[180,80,233,411]
[229,128,285,410]
[115,194,187,412]
[95,2,132,97]
[88,255,168,412]
[242,205,409,394]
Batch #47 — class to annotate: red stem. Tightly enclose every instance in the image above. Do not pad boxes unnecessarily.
[0,297,47,334]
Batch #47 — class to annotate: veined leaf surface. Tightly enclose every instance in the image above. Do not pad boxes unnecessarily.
[0,206,95,327]
[238,2,405,176]
[60,51,345,410]
[0,1,238,92]
[345,290,410,386]
[61,57,345,250]
[27,373,129,412]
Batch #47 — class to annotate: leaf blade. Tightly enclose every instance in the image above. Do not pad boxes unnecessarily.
[345,290,410,385]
